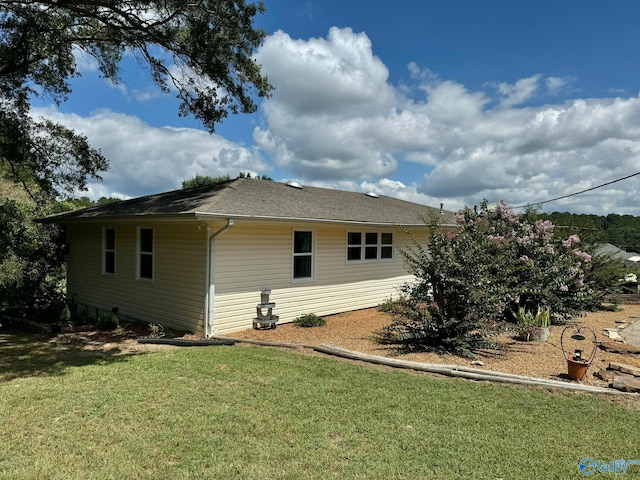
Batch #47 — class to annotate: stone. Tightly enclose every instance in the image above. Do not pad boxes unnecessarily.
[599,341,640,355]
[594,368,617,383]
[604,328,624,341]
[471,360,485,366]
[608,362,640,378]
[611,374,640,393]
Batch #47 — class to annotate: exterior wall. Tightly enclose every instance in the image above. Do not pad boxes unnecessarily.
[66,220,208,332]
[211,220,424,333]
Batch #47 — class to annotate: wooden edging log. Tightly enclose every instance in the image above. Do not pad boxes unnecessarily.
[313,344,630,395]
[209,336,313,349]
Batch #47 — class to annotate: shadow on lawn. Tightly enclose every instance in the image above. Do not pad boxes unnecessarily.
[0,329,140,382]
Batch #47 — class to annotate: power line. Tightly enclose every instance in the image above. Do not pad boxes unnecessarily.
[511,171,640,209]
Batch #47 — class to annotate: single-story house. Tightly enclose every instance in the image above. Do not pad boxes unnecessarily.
[42,178,454,336]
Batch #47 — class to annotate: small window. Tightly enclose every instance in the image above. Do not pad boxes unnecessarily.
[103,228,115,275]
[293,231,313,280]
[346,231,394,262]
[138,228,153,280]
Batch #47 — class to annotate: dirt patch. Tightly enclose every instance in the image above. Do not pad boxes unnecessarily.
[230,304,640,388]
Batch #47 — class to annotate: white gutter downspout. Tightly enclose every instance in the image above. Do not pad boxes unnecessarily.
[204,218,234,338]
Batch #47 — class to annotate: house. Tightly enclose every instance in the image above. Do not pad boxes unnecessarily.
[594,243,640,265]
[42,178,454,336]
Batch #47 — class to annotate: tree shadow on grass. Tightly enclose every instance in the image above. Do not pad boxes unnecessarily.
[0,329,144,382]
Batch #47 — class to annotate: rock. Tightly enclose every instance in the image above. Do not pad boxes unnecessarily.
[604,328,624,341]
[611,374,640,393]
[594,368,618,383]
[471,360,485,366]
[599,341,640,355]
[608,362,640,378]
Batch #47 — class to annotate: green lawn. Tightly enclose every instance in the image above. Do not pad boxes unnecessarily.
[0,332,638,480]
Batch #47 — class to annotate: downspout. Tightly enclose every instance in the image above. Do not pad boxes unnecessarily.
[204,219,234,338]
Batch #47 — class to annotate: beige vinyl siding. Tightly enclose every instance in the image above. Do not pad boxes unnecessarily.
[66,221,207,332]
[210,221,421,333]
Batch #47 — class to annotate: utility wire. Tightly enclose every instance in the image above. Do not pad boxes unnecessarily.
[511,171,640,209]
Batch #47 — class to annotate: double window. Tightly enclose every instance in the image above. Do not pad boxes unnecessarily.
[293,231,313,281]
[138,228,154,281]
[102,228,116,275]
[347,232,393,262]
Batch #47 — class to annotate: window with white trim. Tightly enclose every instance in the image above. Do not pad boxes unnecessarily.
[293,231,313,280]
[103,228,115,275]
[137,228,153,280]
[347,231,393,262]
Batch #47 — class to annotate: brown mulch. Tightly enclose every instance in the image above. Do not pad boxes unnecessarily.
[230,303,640,389]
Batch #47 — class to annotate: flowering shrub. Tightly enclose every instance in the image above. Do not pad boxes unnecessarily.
[399,200,594,346]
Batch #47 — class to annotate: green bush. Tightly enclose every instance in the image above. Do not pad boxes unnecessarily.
[293,314,326,328]
[96,313,119,331]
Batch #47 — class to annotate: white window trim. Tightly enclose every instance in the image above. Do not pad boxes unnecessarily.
[136,227,154,282]
[292,229,315,283]
[102,227,116,276]
[346,230,395,263]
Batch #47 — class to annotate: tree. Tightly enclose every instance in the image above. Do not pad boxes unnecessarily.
[181,172,273,188]
[380,201,596,357]
[0,1,272,319]
[181,174,231,188]
[1,0,272,198]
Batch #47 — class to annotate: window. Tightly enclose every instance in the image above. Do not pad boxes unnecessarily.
[347,231,393,262]
[138,228,153,280]
[347,232,362,261]
[381,232,394,259]
[103,228,115,275]
[293,231,313,280]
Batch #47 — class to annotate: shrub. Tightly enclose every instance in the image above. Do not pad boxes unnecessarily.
[293,314,326,328]
[96,313,119,331]
[376,300,491,359]
[387,200,596,357]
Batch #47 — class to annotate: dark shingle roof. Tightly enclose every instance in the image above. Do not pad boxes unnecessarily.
[43,178,455,226]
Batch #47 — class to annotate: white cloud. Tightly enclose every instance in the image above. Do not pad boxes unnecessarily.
[32,107,268,198]
[251,27,640,215]
[490,74,541,108]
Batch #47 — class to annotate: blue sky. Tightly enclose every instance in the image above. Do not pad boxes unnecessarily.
[32,0,640,215]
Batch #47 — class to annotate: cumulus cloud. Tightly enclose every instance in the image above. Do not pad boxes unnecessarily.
[251,27,640,215]
[32,107,267,198]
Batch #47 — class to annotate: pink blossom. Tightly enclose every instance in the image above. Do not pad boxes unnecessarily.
[574,250,592,263]
[562,234,581,248]
[488,235,506,244]
[535,220,555,234]
[559,284,569,292]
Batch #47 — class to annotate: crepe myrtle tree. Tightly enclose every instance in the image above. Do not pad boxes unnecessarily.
[383,201,595,357]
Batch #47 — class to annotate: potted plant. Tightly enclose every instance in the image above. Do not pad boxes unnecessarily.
[513,307,551,342]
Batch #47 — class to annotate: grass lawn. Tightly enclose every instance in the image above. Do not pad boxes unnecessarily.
[0,333,638,479]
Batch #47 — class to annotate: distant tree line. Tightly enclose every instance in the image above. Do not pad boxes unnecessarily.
[181,172,273,189]
[538,212,640,254]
